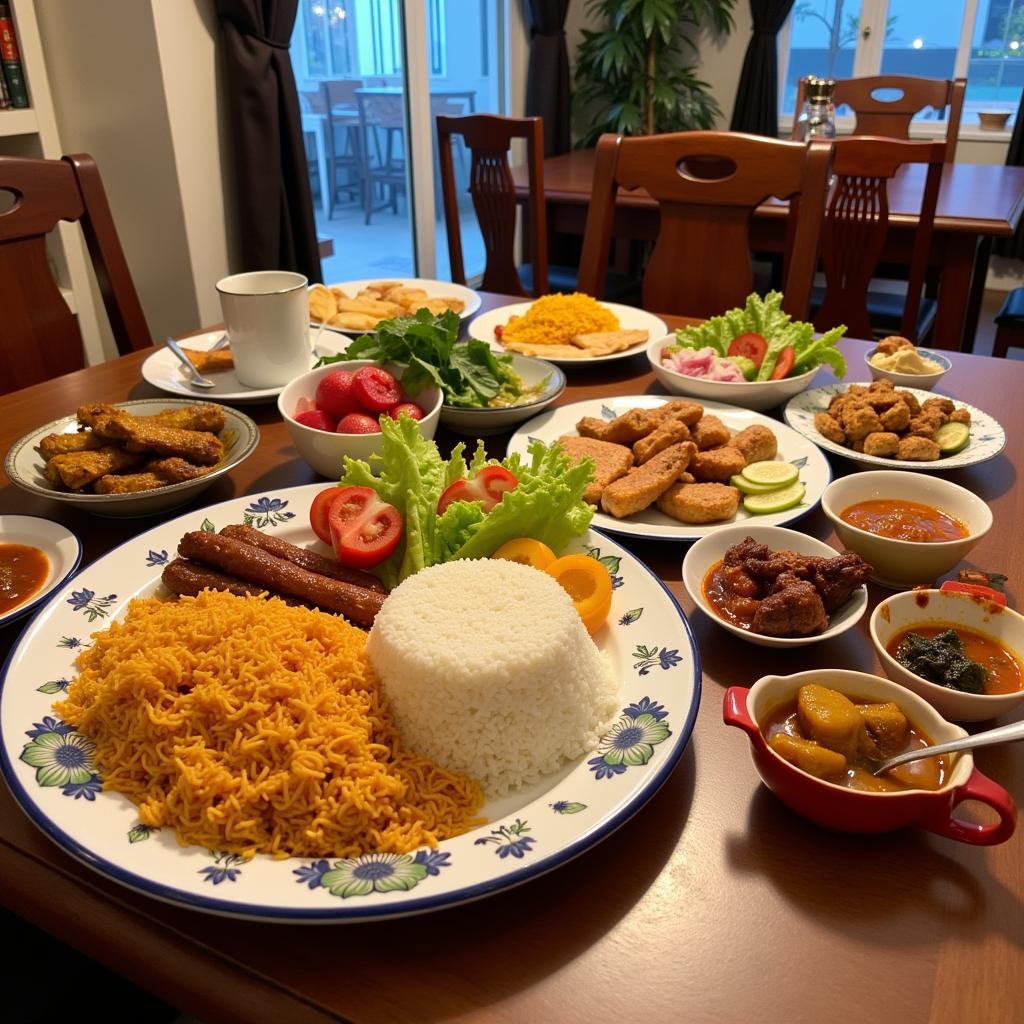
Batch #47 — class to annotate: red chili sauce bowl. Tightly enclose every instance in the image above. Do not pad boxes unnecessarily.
[723,669,1016,845]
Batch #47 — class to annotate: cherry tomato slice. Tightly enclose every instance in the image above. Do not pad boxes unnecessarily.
[769,345,795,380]
[310,486,346,545]
[437,465,519,514]
[328,486,403,570]
[727,332,768,368]
[352,366,402,413]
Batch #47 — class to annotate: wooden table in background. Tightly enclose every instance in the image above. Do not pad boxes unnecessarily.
[513,151,1024,353]
[1,293,1022,1023]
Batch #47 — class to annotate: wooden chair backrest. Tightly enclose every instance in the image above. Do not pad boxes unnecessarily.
[792,75,965,161]
[436,113,548,297]
[0,153,150,393]
[815,136,946,341]
[322,78,362,110]
[577,131,832,320]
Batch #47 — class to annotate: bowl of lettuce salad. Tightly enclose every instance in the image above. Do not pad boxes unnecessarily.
[648,292,847,412]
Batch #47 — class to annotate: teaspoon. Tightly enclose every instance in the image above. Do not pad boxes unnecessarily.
[165,336,216,389]
[873,717,1024,776]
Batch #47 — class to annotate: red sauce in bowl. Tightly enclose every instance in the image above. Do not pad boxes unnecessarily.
[0,543,50,616]
[840,499,968,542]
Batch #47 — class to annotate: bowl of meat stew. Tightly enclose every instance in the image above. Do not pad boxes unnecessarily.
[682,525,871,648]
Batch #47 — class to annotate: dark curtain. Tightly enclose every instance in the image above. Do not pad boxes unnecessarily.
[995,100,1024,258]
[524,0,571,156]
[216,0,322,282]
[729,0,797,138]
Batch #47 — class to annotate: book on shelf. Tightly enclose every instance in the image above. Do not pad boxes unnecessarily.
[0,60,10,110]
[0,3,28,109]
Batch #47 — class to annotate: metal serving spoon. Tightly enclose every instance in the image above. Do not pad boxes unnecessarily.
[165,335,216,389]
[873,717,1024,776]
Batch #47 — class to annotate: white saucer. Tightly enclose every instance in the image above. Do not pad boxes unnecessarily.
[0,516,82,629]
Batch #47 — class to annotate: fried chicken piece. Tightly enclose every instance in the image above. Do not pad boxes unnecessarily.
[601,442,695,518]
[679,471,695,484]
[897,435,941,461]
[876,336,914,355]
[815,412,846,444]
[896,390,922,415]
[691,415,731,451]
[38,431,105,460]
[93,457,211,494]
[45,446,142,491]
[949,408,970,425]
[77,403,119,428]
[145,457,213,482]
[863,431,899,458]
[80,402,225,434]
[730,425,777,465]
[922,397,955,418]
[93,414,223,465]
[839,403,882,441]
[633,418,691,464]
[868,378,896,393]
[866,390,905,412]
[577,408,659,444]
[655,482,739,524]
[690,446,747,483]
[752,579,828,637]
[847,384,869,397]
[655,400,704,427]
[906,413,942,439]
[558,435,634,505]
[724,537,771,566]
[880,401,910,432]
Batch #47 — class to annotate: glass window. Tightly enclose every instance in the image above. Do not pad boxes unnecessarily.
[966,0,1024,117]
[783,0,862,115]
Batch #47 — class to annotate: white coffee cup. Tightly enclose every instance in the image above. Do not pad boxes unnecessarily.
[216,271,311,388]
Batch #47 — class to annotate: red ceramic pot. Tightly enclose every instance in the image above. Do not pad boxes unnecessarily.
[723,669,1016,845]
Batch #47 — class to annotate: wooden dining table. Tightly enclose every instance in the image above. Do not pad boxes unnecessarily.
[513,150,1024,353]
[1,292,1022,1023]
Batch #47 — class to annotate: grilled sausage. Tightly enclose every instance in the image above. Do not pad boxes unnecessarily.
[162,558,278,601]
[219,524,385,593]
[177,531,384,627]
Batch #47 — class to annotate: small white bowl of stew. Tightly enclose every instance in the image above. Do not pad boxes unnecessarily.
[682,524,869,648]
[821,471,991,590]
[870,587,1024,722]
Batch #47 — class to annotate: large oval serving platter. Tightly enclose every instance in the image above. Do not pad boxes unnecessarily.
[0,484,699,922]
[784,384,1006,471]
[507,395,832,541]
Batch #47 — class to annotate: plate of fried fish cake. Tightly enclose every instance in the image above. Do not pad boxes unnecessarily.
[507,396,831,540]
[4,399,259,517]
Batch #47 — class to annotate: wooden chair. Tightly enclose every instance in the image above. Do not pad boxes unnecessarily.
[577,132,832,320]
[356,90,406,225]
[813,137,945,342]
[792,76,965,161]
[321,79,363,217]
[0,154,150,393]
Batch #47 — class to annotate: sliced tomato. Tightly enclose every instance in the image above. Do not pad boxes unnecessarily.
[328,486,403,570]
[310,486,346,545]
[769,345,795,380]
[437,465,519,515]
[727,332,768,368]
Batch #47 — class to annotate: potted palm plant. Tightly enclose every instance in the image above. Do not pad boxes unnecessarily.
[574,0,736,148]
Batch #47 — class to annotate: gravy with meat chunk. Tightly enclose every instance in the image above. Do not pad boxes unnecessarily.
[760,686,949,792]
[703,560,759,630]
[840,499,968,542]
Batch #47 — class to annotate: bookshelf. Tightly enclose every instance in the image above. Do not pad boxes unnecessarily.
[0,1,109,365]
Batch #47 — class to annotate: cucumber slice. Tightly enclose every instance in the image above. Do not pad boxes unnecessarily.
[933,421,970,456]
[741,461,799,488]
[730,473,785,495]
[743,481,806,515]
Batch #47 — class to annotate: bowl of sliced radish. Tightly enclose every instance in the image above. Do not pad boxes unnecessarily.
[278,361,442,478]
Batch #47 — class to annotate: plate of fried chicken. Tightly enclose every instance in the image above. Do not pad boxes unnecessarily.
[5,399,259,517]
[506,396,832,540]
[682,527,873,647]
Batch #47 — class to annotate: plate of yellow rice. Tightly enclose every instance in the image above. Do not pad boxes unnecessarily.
[469,293,668,365]
[0,483,699,921]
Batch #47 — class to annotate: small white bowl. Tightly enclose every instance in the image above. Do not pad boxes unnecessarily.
[0,516,83,628]
[277,360,442,478]
[865,348,951,391]
[648,335,820,413]
[440,355,566,436]
[4,400,259,518]
[682,524,868,648]
[870,589,1024,722]
[822,471,991,590]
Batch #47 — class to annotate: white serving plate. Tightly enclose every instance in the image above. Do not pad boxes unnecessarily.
[0,484,699,922]
[469,301,667,366]
[141,331,346,405]
[0,516,82,629]
[784,383,1006,471]
[507,395,831,541]
[311,278,481,335]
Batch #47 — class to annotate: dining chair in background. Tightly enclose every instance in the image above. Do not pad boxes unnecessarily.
[812,137,946,343]
[577,131,832,319]
[0,154,150,394]
[321,79,363,217]
[356,90,407,224]
[791,75,965,160]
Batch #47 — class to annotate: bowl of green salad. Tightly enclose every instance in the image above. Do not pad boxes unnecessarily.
[649,292,847,412]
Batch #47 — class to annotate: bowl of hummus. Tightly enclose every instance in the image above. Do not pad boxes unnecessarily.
[866,336,951,390]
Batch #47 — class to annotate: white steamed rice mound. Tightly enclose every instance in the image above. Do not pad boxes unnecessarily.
[365,558,619,796]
